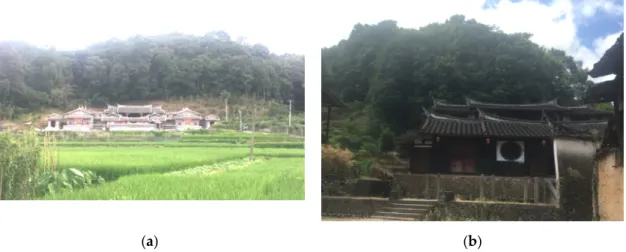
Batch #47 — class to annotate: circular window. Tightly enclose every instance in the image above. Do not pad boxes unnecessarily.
[500,141,522,160]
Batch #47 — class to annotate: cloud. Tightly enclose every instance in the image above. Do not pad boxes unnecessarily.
[576,0,624,17]
[0,0,307,54]
[320,0,623,82]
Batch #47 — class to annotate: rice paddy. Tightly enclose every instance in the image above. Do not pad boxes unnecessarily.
[33,131,305,200]
[42,157,304,200]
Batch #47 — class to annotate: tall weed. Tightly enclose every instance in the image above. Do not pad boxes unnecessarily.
[0,130,41,199]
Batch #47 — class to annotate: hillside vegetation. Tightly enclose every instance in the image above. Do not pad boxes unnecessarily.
[0,31,304,120]
[322,15,612,157]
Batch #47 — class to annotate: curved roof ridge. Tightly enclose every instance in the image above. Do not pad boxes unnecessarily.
[429,111,479,122]
[560,120,609,125]
[477,108,548,124]
[432,98,468,108]
[467,97,559,107]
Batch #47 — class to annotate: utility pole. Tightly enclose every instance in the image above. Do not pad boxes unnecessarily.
[239,109,242,132]
[288,99,292,135]
[249,94,256,161]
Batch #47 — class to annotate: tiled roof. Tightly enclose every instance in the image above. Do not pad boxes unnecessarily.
[589,33,623,78]
[420,113,484,136]
[116,104,154,114]
[419,109,601,138]
[559,121,608,133]
[431,96,610,113]
[584,79,618,104]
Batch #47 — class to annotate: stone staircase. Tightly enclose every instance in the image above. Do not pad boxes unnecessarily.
[371,199,438,221]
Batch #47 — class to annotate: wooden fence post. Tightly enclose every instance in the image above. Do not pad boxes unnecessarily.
[533,177,539,203]
[523,178,529,203]
[436,175,441,200]
[479,174,484,200]
[491,175,496,199]
[424,175,430,199]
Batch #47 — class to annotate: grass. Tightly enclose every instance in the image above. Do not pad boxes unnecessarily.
[180,134,303,143]
[41,157,304,200]
[51,141,304,148]
[55,146,304,180]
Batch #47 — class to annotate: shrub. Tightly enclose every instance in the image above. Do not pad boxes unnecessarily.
[35,168,106,197]
[379,129,396,153]
[322,145,356,180]
[354,160,373,178]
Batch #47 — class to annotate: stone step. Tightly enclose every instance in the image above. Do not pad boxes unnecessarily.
[387,202,435,208]
[374,211,425,219]
[382,207,430,214]
[370,215,417,221]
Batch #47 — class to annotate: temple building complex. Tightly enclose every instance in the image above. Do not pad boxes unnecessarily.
[44,104,220,132]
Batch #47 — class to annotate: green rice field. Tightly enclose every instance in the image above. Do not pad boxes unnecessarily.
[42,157,304,200]
[37,131,304,200]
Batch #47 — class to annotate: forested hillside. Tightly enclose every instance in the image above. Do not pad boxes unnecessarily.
[322,15,609,155]
[0,31,304,120]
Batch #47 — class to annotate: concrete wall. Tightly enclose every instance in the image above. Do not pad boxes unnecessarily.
[554,137,600,221]
[108,124,156,131]
[62,125,92,132]
[594,149,624,221]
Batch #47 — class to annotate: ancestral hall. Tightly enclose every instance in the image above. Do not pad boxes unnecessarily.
[44,104,220,132]
[410,97,611,177]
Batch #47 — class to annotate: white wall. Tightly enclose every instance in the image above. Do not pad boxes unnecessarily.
[174,119,202,131]
[108,124,156,131]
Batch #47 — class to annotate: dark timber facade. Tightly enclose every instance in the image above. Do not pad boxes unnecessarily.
[410,97,611,178]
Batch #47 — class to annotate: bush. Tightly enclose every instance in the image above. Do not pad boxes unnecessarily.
[354,160,373,178]
[379,129,395,153]
[322,145,356,180]
[35,168,106,197]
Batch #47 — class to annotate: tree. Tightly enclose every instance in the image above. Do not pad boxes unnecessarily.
[322,15,590,138]
[379,129,396,153]
[0,32,304,119]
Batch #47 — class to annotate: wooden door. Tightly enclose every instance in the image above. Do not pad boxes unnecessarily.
[410,146,431,174]
[450,140,476,173]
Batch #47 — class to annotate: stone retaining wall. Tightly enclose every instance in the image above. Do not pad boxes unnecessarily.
[423,201,565,221]
[395,174,555,203]
[321,196,388,217]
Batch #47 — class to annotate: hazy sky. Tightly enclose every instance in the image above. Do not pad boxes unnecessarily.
[1,0,623,82]
[0,0,306,54]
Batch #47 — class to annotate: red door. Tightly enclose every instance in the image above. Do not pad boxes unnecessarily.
[450,140,476,173]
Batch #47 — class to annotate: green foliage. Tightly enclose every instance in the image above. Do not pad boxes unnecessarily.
[378,129,396,153]
[593,102,614,112]
[41,158,304,200]
[55,146,303,181]
[51,141,304,149]
[0,32,304,119]
[322,145,356,180]
[0,130,40,199]
[356,142,379,157]
[323,15,592,136]
[354,160,374,178]
[35,168,105,197]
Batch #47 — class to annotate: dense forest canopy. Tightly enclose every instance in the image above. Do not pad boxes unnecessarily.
[0,31,304,119]
[322,15,604,153]
[322,15,611,155]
